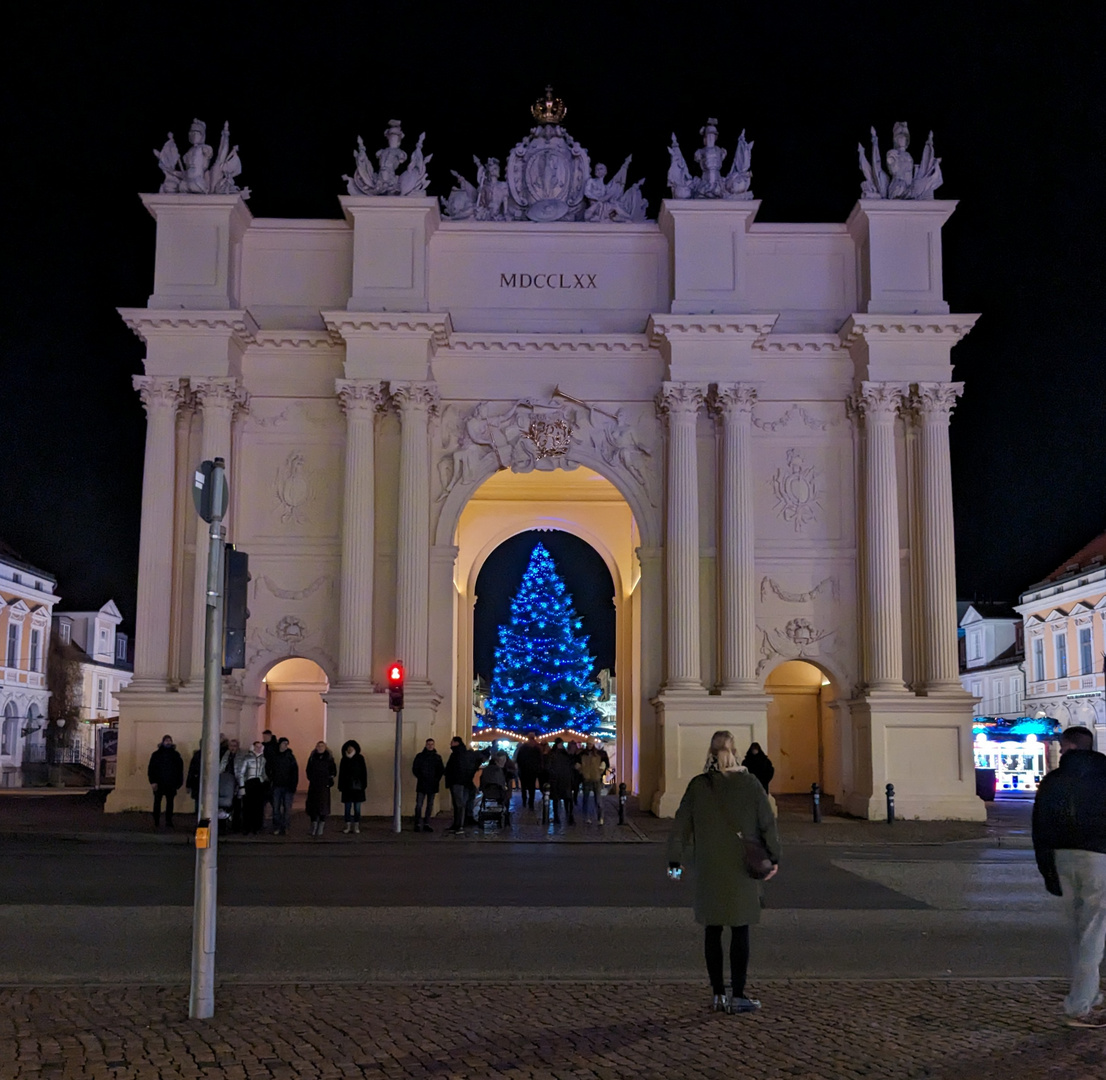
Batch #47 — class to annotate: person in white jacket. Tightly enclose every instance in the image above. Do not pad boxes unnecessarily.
[236,740,268,835]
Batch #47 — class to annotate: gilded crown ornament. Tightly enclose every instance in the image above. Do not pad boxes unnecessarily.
[531,85,567,124]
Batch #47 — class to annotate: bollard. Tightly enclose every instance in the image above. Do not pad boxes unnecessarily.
[811,782,822,823]
[886,782,895,824]
[541,783,551,826]
[618,782,627,826]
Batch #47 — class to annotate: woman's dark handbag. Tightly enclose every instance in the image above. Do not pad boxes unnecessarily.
[708,772,775,879]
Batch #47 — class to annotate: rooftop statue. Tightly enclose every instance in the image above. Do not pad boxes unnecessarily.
[668,120,754,200]
[343,120,432,197]
[858,123,942,200]
[441,87,649,223]
[154,119,249,197]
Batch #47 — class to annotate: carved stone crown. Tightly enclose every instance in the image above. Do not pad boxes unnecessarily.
[531,85,567,124]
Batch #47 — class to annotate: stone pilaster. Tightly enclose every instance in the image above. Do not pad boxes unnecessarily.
[188,377,248,682]
[131,377,184,685]
[910,381,965,690]
[657,382,706,690]
[856,381,908,691]
[711,384,758,690]
[391,382,439,682]
[336,380,388,686]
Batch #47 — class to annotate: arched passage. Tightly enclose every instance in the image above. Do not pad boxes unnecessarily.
[763,660,842,796]
[259,658,330,767]
[449,466,647,792]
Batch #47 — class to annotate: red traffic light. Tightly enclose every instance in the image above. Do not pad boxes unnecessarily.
[387,661,405,712]
[387,662,404,685]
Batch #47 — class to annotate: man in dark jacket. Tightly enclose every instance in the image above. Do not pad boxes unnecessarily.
[147,734,184,829]
[515,733,542,809]
[411,738,445,832]
[1032,725,1106,1028]
[444,737,479,835]
[261,729,280,825]
[269,738,299,836]
[546,738,576,825]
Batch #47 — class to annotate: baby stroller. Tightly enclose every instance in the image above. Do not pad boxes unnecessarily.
[476,754,512,832]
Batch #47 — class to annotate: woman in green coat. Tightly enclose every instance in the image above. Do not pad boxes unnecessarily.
[667,730,781,1014]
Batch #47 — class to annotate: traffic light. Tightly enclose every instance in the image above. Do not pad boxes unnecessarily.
[223,546,250,673]
[387,662,404,712]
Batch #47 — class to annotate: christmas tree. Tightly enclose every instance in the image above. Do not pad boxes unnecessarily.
[481,543,602,737]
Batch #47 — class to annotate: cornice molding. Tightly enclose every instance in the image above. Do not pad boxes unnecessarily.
[758,334,845,354]
[250,330,343,349]
[649,316,778,344]
[839,314,980,345]
[446,334,654,355]
[117,309,257,343]
[322,312,452,346]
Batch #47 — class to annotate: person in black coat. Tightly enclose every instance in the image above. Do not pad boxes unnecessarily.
[545,738,576,825]
[338,739,368,834]
[445,737,479,835]
[269,738,299,836]
[514,734,542,809]
[742,743,775,794]
[147,734,184,828]
[305,741,337,836]
[411,738,445,832]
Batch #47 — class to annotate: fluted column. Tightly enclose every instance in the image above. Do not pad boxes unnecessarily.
[657,382,706,690]
[712,384,758,690]
[857,382,907,691]
[189,377,248,681]
[392,382,439,682]
[911,382,964,689]
[132,377,184,684]
[336,380,387,685]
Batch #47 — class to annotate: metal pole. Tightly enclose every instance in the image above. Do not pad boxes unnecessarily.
[189,461,225,1021]
[392,707,403,833]
[886,782,896,825]
[811,782,822,823]
[618,782,627,826]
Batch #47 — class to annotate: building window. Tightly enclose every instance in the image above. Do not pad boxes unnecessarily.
[58,622,71,645]
[6,626,18,668]
[1010,676,1022,714]
[95,678,106,711]
[116,634,128,662]
[1056,634,1068,679]
[968,631,982,662]
[1033,637,1045,682]
[0,718,15,756]
[1079,627,1093,675]
[11,573,20,585]
[30,630,41,673]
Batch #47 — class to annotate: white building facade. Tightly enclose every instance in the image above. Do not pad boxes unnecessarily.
[959,603,1025,719]
[108,107,983,819]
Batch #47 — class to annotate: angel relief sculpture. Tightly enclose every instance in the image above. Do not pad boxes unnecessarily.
[583,157,648,222]
[667,119,754,200]
[154,118,249,197]
[858,122,942,200]
[343,120,431,196]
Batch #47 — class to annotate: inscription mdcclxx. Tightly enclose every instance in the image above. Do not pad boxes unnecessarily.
[500,273,597,290]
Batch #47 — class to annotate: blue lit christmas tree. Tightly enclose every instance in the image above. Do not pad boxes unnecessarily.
[481,543,602,737]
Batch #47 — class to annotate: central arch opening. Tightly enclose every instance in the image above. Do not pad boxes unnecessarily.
[261,657,329,766]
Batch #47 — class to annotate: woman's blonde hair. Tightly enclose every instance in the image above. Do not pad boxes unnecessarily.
[704,730,742,773]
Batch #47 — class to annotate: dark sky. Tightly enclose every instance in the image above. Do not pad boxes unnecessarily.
[4,2,1104,634]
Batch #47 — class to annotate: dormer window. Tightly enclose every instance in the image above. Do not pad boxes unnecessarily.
[116,634,128,662]
[58,622,71,645]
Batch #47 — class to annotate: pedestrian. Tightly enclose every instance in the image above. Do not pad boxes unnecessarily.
[411,737,444,832]
[305,740,337,836]
[221,738,241,831]
[260,729,280,823]
[1032,724,1106,1028]
[567,740,584,806]
[667,729,780,1014]
[236,739,268,835]
[269,737,299,836]
[147,734,184,829]
[514,732,542,809]
[546,737,576,825]
[445,736,478,836]
[339,739,368,834]
[577,742,606,823]
[742,742,775,794]
[186,745,202,808]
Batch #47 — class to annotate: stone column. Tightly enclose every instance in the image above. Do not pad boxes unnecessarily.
[712,384,758,690]
[857,382,907,691]
[657,382,706,690]
[392,382,439,682]
[132,376,183,685]
[911,382,965,690]
[189,377,248,681]
[336,380,387,686]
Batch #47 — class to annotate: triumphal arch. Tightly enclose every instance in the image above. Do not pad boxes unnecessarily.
[109,95,983,819]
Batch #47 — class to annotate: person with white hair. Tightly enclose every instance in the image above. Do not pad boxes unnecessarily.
[667,730,780,1014]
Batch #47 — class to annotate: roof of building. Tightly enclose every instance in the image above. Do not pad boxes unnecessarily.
[1037,528,1106,587]
[0,539,57,583]
[960,601,1020,623]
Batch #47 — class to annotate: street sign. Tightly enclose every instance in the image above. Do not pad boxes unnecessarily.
[192,459,229,523]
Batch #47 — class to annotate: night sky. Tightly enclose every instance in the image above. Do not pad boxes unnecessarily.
[4,3,1104,647]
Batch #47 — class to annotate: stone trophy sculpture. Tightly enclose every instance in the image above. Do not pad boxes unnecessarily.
[667,119,754,200]
[442,87,649,223]
[858,123,942,200]
[154,119,249,197]
[343,120,432,196]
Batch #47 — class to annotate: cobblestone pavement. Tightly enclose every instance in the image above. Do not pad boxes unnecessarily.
[2,980,1102,1080]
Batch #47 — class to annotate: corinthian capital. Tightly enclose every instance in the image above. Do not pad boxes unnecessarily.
[390,382,440,414]
[193,376,249,417]
[656,382,706,420]
[910,381,964,421]
[709,383,757,419]
[854,381,907,422]
[336,379,388,415]
[133,376,184,413]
